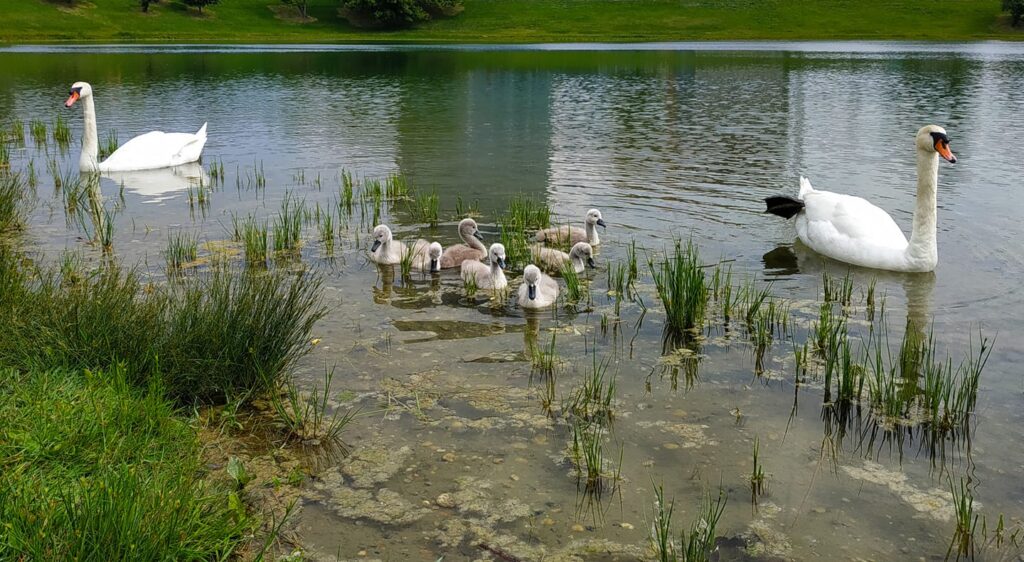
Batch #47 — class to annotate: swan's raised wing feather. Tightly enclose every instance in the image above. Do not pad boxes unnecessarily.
[100,127,206,172]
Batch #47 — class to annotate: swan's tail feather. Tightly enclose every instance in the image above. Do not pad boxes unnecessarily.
[798,176,814,198]
[764,196,804,219]
[196,122,208,139]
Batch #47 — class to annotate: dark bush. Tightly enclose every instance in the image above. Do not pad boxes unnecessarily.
[340,0,461,29]
[182,0,219,14]
[1005,0,1024,26]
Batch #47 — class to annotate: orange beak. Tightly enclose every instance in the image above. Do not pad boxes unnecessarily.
[935,140,957,164]
[65,91,80,108]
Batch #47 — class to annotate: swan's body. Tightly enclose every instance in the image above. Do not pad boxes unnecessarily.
[536,209,606,246]
[409,240,443,273]
[461,243,507,290]
[530,242,595,274]
[518,264,559,309]
[765,125,956,273]
[441,218,486,269]
[369,225,407,265]
[65,82,207,173]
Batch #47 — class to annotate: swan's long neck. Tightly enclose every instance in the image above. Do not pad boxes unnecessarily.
[79,95,100,172]
[905,150,939,267]
[466,231,485,252]
[585,221,599,245]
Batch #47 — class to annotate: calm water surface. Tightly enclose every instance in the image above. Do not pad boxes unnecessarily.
[2,43,1024,560]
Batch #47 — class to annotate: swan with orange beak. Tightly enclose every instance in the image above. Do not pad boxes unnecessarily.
[64,81,207,173]
[764,125,956,273]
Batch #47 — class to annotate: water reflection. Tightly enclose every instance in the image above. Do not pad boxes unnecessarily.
[102,162,208,201]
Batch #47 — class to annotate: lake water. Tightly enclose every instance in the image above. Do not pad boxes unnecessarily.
[2,43,1024,560]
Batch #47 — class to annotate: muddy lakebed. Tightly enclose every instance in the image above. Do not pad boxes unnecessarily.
[3,43,1024,560]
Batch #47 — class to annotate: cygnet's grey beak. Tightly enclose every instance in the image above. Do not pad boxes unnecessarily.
[371,240,382,252]
[430,258,440,273]
[496,256,506,269]
[587,257,596,269]
[596,219,607,228]
[473,230,485,241]
[528,284,537,300]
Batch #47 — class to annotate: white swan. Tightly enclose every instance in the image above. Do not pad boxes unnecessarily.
[530,242,596,274]
[461,243,507,290]
[408,240,443,273]
[535,209,606,246]
[369,224,407,265]
[65,81,207,173]
[518,264,559,309]
[440,218,486,269]
[765,125,956,273]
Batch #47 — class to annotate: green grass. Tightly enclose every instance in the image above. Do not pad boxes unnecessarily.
[165,230,199,271]
[0,248,326,404]
[649,239,708,335]
[0,173,27,232]
[0,0,1020,43]
[0,365,250,560]
[649,483,727,562]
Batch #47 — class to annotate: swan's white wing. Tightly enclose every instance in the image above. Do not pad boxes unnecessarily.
[99,125,206,172]
[800,190,908,250]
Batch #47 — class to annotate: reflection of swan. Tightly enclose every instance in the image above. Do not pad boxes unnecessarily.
[65,82,207,173]
[765,125,956,272]
[518,265,559,309]
[102,162,209,200]
[461,243,507,290]
[536,209,606,246]
[760,241,935,328]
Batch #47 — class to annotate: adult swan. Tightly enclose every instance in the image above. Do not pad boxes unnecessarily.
[764,125,956,273]
[64,81,208,173]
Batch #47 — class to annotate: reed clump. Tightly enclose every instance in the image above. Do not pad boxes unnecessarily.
[649,483,727,562]
[0,250,326,405]
[649,239,708,334]
[0,172,27,232]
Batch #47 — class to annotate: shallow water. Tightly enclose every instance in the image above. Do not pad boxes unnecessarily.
[3,43,1024,560]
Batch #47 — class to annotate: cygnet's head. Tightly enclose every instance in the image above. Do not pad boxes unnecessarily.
[586,208,606,228]
[523,264,541,300]
[916,125,956,164]
[489,243,507,269]
[428,242,443,273]
[459,218,484,241]
[371,224,392,252]
[569,242,596,269]
[65,81,93,108]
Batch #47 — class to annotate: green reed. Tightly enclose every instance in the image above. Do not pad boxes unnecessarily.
[165,231,199,271]
[462,273,478,297]
[607,261,628,315]
[565,352,615,425]
[52,114,72,147]
[453,195,480,219]
[98,128,119,159]
[947,477,979,560]
[0,173,26,232]
[9,120,24,144]
[399,243,415,279]
[822,270,854,307]
[340,169,355,213]
[315,205,335,255]
[507,194,551,230]
[749,436,768,500]
[626,239,639,284]
[0,142,9,171]
[26,159,36,189]
[649,239,708,334]
[207,158,225,185]
[498,216,530,272]
[569,419,618,494]
[237,216,268,267]
[272,194,304,253]
[384,172,410,199]
[410,189,440,227]
[561,259,587,304]
[531,333,558,378]
[649,483,727,562]
[266,364,356,447]
[29,119,46,147]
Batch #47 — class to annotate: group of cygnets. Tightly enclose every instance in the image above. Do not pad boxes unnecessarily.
[368,208,606,309]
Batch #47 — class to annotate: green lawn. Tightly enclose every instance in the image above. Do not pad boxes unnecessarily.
[1,0,1022,44]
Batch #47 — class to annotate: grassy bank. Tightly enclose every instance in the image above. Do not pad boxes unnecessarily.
[1,0,1021,44]
[0,225,328,559]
